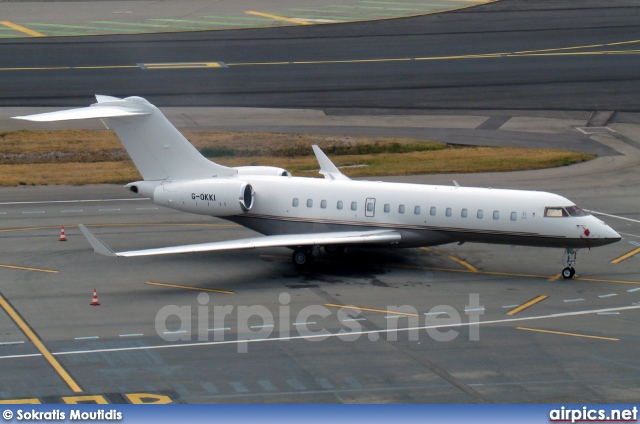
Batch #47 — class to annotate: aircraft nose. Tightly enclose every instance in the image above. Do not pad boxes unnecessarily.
[592,220,621,245]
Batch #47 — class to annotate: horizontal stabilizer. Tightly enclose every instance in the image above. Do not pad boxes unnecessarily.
[78,225,400,258]
[12,105,149,122]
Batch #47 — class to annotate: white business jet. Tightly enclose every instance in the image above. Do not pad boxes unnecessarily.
[14,96,621,278]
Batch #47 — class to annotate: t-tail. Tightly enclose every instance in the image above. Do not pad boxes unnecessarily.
[13,95,238,182]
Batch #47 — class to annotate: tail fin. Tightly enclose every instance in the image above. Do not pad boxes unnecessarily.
[13,96,237,181]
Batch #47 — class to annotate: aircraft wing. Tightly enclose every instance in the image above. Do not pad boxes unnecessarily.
[12,105,149,122]
[78,225,400,258]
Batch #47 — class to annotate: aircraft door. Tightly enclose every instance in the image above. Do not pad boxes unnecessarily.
[365,198,376,217]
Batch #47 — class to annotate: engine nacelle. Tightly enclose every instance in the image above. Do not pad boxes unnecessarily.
[153,179,254,216]
[233,166,290,177]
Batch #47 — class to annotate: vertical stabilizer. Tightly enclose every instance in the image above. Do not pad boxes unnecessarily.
[13,96,237,181]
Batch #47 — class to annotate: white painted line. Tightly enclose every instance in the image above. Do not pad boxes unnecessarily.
[119,333,143,338]
[0,212,6,215]
[341,318,366,322]
[464,308,486,312]
[502,305,520,309]
[23,211,45,214]
[598,312,620,315]
[1,304,639,361]
[627,288,640,293]
[74,336,99,340]
[293,322,317,326]
[99,208,121,212]
[0,341,24,346]
[163,330,188,334]
[207,327,230,332]
[586,210,640,224]
[598,293,618,298]
[385,315,406,319]
[62,210,83,213]
[564,298,585,303]
[249,324,274,329]
[424,311,447,315]
[136,207,158,210]
[0,198,150,206]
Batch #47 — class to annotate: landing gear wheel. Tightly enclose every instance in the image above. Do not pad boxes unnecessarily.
[324,245,345,257]
[562,266,575,279]
[292,248,314,268]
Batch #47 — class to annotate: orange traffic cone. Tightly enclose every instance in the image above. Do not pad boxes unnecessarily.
[59,226,67,242]
[90,288,100,306]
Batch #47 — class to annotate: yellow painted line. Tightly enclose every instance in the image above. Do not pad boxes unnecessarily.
[0,293,83,393]
[548,273,562,282]
[246,11,312,25]
[0,21,45,37]
[145,281,234,295]
[74,65,138,70]
[0,264,58,274]
[516,326,619,342]
[0,67,70,71]
[324,303,420,317]
[611,247,640,264]
[421,247,478,273]
[506,295,548,316]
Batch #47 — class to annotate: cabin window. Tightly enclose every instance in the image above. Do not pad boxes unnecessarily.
[307,199,313,208]
[337,201,343,210]
[292,198,299,207]
[510,212,517,221]
[544,207,568,217]
[367,203,374,212]
[461,208,468,218]
[477,209,483,219]
[430,207,436,216]
[321,200,327,209]
[446,208,452,217]
[399,205,405,214]
[384,204,390,213]
[566,205,589,217]
[414,206,421,215]
[351,202,357,211]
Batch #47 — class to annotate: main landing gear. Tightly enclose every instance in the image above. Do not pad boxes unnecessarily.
[292,247,315,267]
[561,248,578,279]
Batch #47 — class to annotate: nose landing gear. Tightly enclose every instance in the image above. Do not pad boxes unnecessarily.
[561,248,578,279]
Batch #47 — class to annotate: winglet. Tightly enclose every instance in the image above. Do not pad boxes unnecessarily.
[312,145,350,180]
[78,225,118,257]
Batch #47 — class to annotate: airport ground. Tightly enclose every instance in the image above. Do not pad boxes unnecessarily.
[1,0,640,405]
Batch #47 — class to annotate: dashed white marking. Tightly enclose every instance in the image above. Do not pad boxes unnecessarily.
[74,336,99,340]
[464,308,486,312]
[0,198,150,206]
[564,298,585,303]
[293,322,316,326]
[207,327,230,332]
[99,208,121,212]
[502,305,520,309]
[0,212,6,215]
[385,315,406,319]
[249,324,274,329]
[424,311,447,316]
[163,330,188,335]
[342,318,366,322]
[598,312,620,315]
[0,341,24,346]
[62,210,83,213]
[23,211,45,214]
[2,305,639,361]
[599,293,618,298]
[119,333,143,338]
[627,288,640,293]
[136,207,158,210]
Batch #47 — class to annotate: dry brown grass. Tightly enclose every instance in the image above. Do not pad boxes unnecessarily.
[0,130,595,186]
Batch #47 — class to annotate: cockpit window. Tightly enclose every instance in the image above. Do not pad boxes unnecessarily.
[544,207,568,217]
[566,205,589,217]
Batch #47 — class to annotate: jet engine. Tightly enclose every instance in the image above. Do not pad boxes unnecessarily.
[153,179,254,216]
